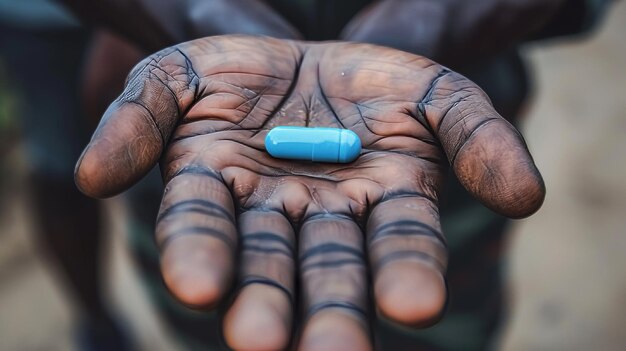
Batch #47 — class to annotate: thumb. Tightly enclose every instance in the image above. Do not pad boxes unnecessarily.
[75,46,197,198]
[422,70,545,218]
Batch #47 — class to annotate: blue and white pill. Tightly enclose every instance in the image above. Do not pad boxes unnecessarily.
[265,126,361,163]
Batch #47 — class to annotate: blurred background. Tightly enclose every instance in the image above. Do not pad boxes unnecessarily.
[0,1,625,351]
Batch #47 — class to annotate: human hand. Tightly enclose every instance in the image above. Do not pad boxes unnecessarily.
[341,0,564,66]
[75,35,544,350]
[59,0,301,51]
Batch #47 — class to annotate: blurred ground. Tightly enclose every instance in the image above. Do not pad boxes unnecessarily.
[499,2,626,350]
[0,2,625,350]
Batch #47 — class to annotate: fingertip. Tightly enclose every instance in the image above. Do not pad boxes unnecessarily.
[164,270,225,308]
[375,262,446,327]
[497,169,546,219]
[161,240,233,308]
[461,155,546,219]
[224,285,292,351]
[75,147,109,199]
[453,119,546,219]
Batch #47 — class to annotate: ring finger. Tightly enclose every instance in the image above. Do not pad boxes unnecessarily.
[223,209,296,350]
[297,215,372,351]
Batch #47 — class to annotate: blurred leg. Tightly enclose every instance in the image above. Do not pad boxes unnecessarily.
[30,173,113,321]
[0,25,128,350]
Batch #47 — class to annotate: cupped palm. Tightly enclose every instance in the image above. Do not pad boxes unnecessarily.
[76,36,544,351]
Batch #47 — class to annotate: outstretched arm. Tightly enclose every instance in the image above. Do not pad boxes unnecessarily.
[341,0,565,66]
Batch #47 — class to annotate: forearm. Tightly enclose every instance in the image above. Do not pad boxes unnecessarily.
[56,0,180,51]
[340,0,567,67]
[530,0,613,40]
[56,0,301,52]
[444,0,566,62]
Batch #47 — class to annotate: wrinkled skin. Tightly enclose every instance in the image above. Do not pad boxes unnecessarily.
[342,0,565,65]
[76,35,544,351]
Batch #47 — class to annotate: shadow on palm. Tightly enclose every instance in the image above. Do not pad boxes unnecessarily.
[76,36,544,351]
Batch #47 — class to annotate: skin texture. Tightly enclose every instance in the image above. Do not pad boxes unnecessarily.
[75,35,545,350]
[341,0,566,66]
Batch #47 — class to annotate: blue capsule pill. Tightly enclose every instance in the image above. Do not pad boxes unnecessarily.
[265,126,361,163]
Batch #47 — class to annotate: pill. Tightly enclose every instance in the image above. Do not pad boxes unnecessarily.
[265,126,361,163]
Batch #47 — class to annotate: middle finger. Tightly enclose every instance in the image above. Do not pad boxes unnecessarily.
[297,215,372,351]
[223,209,296,350]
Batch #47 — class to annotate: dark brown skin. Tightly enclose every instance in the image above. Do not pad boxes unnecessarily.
[75,35,544,351]
[342,0,565,66]
[59,0,301,51]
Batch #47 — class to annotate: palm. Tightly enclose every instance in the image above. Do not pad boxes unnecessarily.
[77,36,544,351]
[165,38,445,219]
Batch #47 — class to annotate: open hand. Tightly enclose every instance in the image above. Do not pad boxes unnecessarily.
[76,35,544,350]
